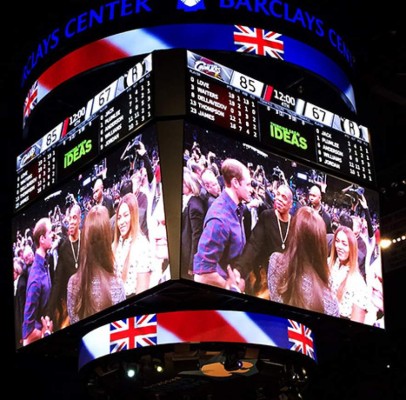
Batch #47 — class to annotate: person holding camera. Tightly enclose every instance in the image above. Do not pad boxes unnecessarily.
[341,184,375,281]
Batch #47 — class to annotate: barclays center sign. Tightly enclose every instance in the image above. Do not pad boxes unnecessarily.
[21,0,357,123]
[21,0,354,88]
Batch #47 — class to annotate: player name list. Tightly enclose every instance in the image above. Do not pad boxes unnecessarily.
[259,103,375,184]
[16,150,56,210]
[15,73,153,212]
[188,70,259,139]
[98,73,152,152]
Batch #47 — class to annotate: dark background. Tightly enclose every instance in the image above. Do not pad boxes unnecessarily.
[1,1,406,398]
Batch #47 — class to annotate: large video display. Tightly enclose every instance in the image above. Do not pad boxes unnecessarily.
[181,122,384,329]
[12,49,384,351]
[12,122,170,349]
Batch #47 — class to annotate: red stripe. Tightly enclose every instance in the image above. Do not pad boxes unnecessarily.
[158,310,247,343]
[40,39,129,92]
[263,85,274,102]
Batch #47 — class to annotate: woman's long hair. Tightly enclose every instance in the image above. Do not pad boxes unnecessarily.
[74,205,115,320]
[112,192,140,282]
[278,206,329,312]
[328,225,359,301]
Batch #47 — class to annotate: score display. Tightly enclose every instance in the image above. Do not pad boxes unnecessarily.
[15,54,153,211]
[258,102,374,184]
[186,51,375,186]
[16,49,376,213]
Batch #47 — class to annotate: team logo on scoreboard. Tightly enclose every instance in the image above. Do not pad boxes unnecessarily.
[177,0,205,12]
[194,58,222,79]
[188,50,234,82]
[193,57,223,80]
[18,144,41,170]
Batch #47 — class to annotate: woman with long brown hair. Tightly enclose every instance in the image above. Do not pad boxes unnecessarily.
[267,206,339,316]
[328,225,369,323]
[112,192,153,297]
[67,205,125,324]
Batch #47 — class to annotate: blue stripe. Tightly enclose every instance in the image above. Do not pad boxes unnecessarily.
[142,23,356,111]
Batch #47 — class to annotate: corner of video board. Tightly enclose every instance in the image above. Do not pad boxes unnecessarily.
[12,49,384,350]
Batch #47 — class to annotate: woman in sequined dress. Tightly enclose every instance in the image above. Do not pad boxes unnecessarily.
[267,206,340,316]
[67,205,125,324]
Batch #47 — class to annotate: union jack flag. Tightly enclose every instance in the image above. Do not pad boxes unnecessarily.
[287,319,315,359]
[109,314,157,353]
[23,80,38,120]
[233,25,284,59]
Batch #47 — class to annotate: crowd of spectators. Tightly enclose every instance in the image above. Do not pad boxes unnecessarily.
[12,133,169,347]
[181,128,383,327]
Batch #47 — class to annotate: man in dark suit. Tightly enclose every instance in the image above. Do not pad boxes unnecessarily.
[47,203,82,331]
[92,178,115,218]
[181,168,207,277]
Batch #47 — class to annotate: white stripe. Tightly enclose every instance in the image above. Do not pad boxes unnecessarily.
[105,29,170,55]
[217,310,277,346]
[157,323,183,345]
[81,324,111,359]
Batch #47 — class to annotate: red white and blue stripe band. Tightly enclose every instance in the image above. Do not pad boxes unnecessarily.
[79,309,317,370]
[24,23,355,124]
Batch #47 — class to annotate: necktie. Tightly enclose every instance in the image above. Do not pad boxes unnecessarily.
[237,203,246,244]
[237,203,244,223]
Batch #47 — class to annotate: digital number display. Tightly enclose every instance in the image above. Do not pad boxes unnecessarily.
[186,51,375,186]
[187,51,261,139]
[258,103,375,183]
[15,150,57,209]
[15,55,153,212]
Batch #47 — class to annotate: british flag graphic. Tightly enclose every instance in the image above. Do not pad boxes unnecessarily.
[23,80,38,120]
[233,25,284,59]
[29,24,354,113]
[109,314,157,353]
[80,310,317,370]
[287,319,315,360]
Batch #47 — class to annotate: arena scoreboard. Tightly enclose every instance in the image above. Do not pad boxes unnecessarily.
[186,51,374,186]
[15,54,153,211]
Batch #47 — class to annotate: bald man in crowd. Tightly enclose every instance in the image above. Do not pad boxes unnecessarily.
[92,178,115,218]
[308,184,333,233]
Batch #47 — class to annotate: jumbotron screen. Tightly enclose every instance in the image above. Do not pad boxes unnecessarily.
[12,50,384,351]
[180,121,384,329]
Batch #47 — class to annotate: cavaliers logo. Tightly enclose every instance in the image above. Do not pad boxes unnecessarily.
[194,57,223,79]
